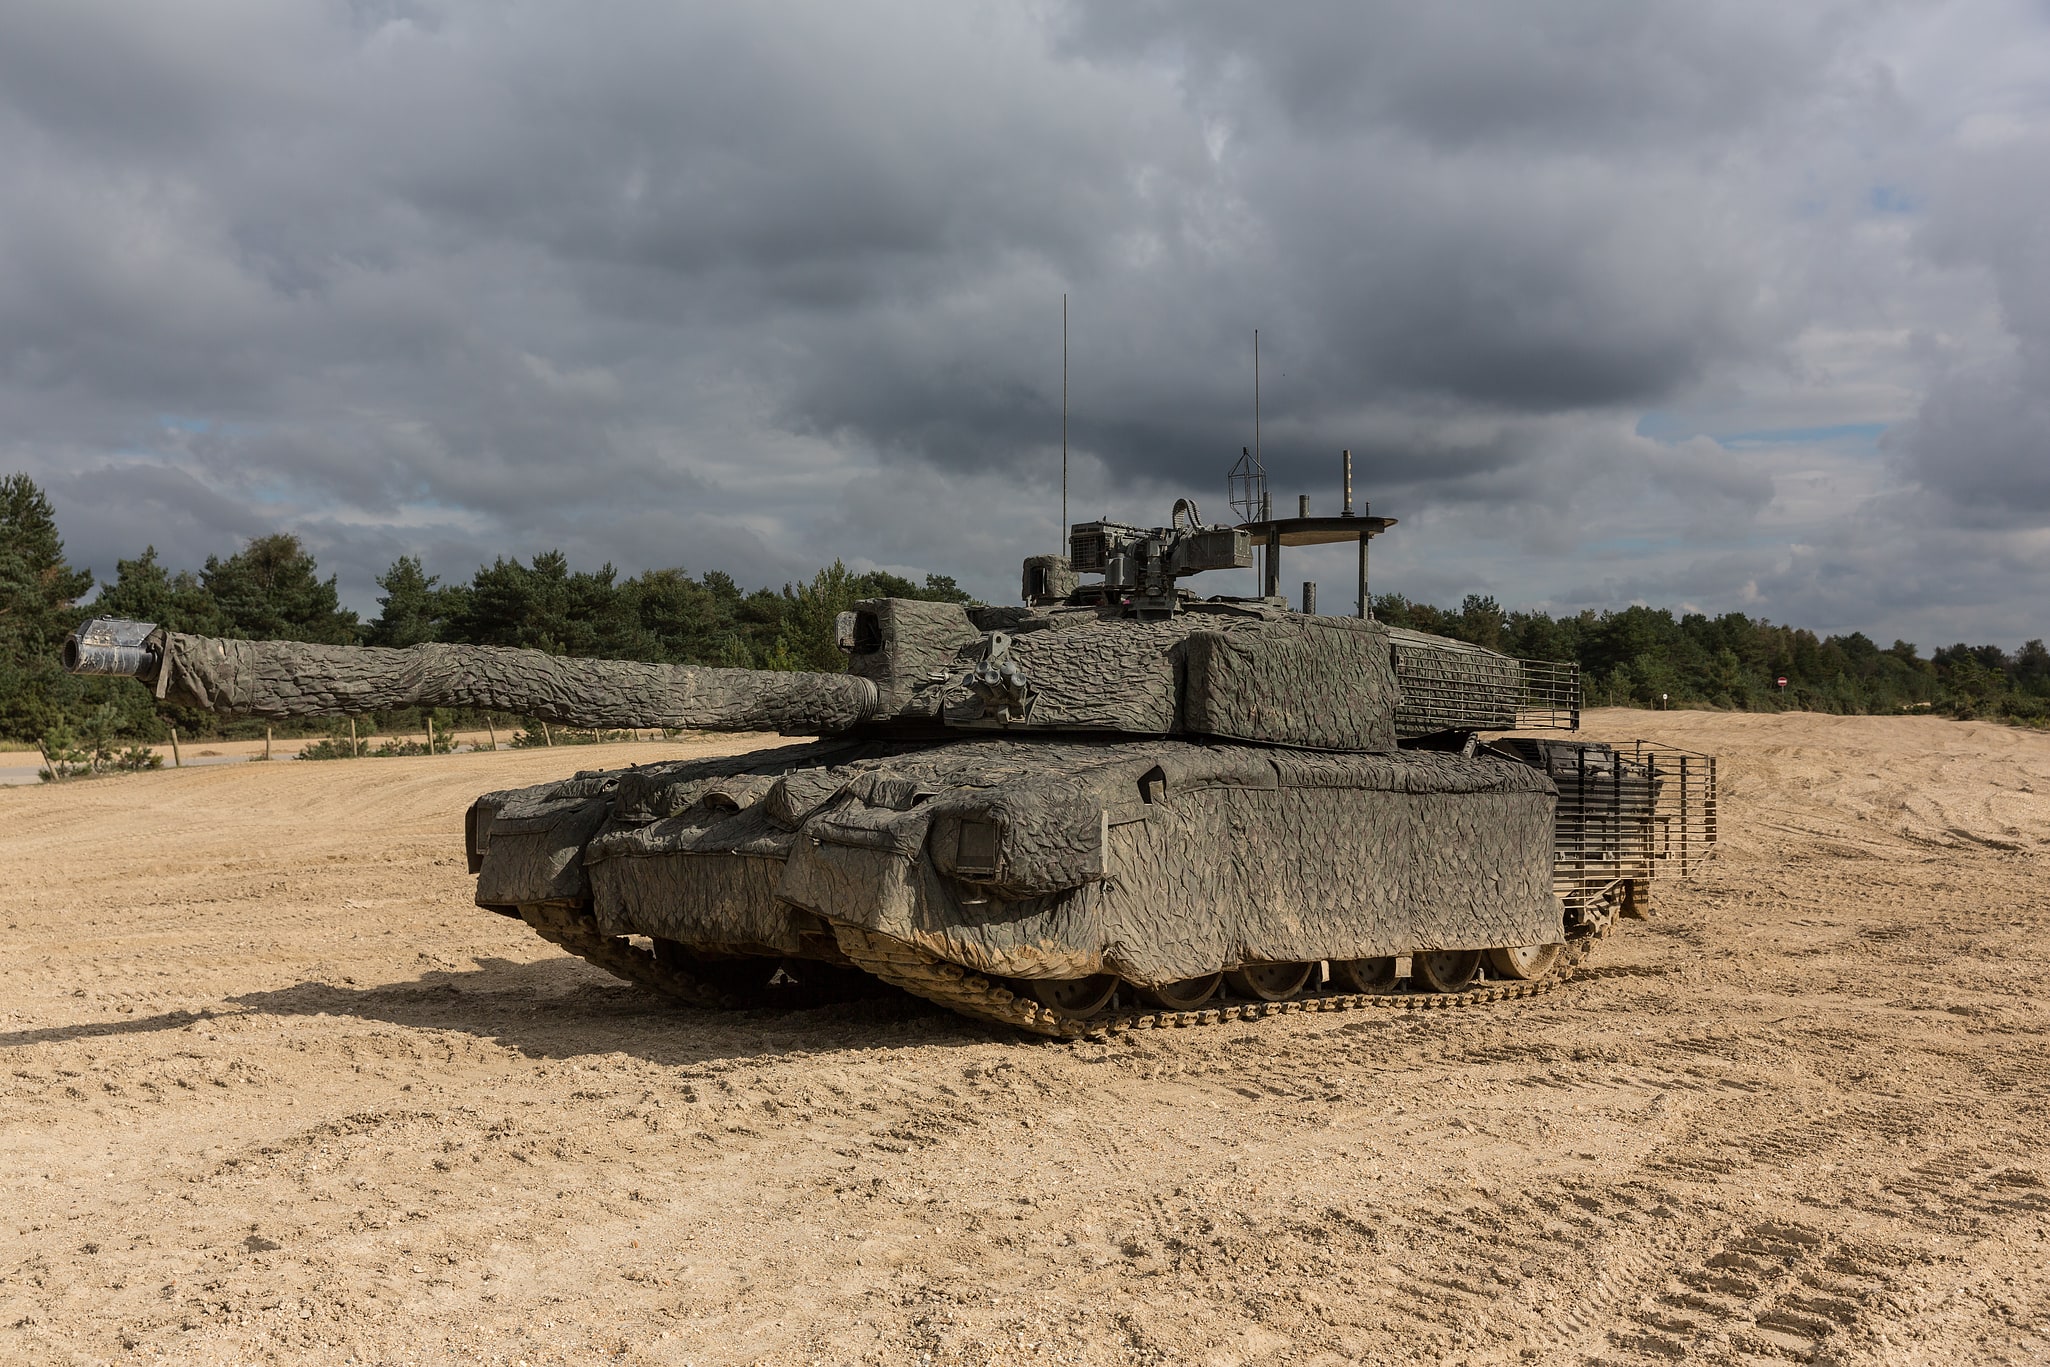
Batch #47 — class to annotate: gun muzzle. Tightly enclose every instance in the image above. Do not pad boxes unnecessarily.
[63,618,163,678]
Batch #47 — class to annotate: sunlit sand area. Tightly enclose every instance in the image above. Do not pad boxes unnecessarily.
[3,710,2047,1364]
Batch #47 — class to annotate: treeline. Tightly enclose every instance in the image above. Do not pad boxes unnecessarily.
[0,473,965,746]
[1373,593,2050,723]
[3,472,2045,751]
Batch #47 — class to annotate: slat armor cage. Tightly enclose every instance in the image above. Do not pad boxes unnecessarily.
[1387,629,1582,737]
[1491,738,1719,914]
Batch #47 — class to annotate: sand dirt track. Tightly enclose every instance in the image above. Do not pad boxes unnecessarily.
[2,710,2047,1366]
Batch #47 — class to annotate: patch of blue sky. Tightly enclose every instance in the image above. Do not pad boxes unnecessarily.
[155,413,263,439]
[1714,423,1887,452]
[1633,412,1888,450]
[1867,185,1917,214]
[243,480,305,506]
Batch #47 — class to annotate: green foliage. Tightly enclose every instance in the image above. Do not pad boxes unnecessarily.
[0,473,97,739]
[368,734,452,757]
[6,467,2046,745]
[1374,593,2047,720]
[295,735,365,761]
[36,706,164,780]
[202,533,360,644]
[92,546,224,635]
[366,556,461,648]
[299,723,455,758]
[510,726,635,747]
[433,552,971,671]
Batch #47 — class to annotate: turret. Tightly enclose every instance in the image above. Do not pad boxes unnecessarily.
[62,495,1578,749]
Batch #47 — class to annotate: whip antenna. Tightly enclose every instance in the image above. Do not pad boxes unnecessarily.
[1061,293,1068,550]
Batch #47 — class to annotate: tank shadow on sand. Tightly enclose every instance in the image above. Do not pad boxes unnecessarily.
[0,956,1004,1065]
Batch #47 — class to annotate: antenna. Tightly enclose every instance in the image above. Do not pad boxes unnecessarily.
[1254,327,1263,594]
[1061,293,1068,551]
[1228,329,1268,525]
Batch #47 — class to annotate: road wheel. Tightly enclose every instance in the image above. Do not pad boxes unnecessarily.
[1329,957,1399,994]
[1411,949,1481,993]
[1028,974,1120,1020]
[1138,973,1222,1010]
[1484,943,1564,981]
[1224,962,1314,1001]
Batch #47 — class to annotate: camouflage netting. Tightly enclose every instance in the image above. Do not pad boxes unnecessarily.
[844,599,1402,749]
[117,600,1529,749]
[472,736,1560,985]
[1179,617,1398,750]
[1386,627,1520,735]
[146,632,881,733]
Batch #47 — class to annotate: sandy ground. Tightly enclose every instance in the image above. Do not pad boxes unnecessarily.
[2,710,2047,1367]
[0,733,648,786]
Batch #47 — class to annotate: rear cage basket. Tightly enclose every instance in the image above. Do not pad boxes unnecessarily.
[1491,737,1719,920]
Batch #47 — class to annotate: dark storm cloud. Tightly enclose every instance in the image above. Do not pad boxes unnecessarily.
[1,0,2046,642]
[1894,126,2050,526]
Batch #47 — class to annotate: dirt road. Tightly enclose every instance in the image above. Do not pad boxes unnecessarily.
[3,712,2047,1366]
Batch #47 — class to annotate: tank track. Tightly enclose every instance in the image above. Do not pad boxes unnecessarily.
[515,902,749,1010]
[516,901,1634,1038]
[832,924,1622,1040]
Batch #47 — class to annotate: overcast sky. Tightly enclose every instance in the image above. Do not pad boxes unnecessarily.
[4,1,2047,647]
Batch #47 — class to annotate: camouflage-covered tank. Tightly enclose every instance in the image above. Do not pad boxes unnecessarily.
[64,500,1715,1037]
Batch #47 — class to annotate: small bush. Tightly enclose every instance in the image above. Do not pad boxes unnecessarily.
[297,727,453,758]
[113,743,163,772]
[37,718,163,780]
[510,726,630,748]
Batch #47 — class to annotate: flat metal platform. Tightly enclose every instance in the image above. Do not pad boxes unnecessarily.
[1236,515,1396,545]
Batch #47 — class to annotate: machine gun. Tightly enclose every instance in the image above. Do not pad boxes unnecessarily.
[1025,499,1252,616]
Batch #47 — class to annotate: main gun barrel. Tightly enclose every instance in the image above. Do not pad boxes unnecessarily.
[63,617,164,679]
[61,618,881,735]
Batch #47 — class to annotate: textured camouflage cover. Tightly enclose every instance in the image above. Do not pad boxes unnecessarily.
[847,600,1401,750]
[131,601,1413,750]
[148,632,881,733]
[1387,627,1520,734]
[473,736,1559,987]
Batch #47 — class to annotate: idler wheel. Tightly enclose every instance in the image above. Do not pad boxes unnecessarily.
[1028,974,1119,1020]
[1410,949,1482,993]
[1224,962,1314,1001]
[1484,943,1564,981]
[1139,973,1223,1011]
[1329,957,1399,994]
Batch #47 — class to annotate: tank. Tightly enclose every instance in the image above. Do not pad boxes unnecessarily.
[62,496,1716,1038]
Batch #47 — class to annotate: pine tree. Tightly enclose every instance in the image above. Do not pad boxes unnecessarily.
[0,473,96,739]
[367,556,452,648]
[93,547,224,635]
[201,534,360,643]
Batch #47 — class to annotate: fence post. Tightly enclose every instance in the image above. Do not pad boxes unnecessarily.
[426,714,435,755]
[36,739,60,782]
[542,721,553,747]
[169,726,182,768]
[264,726,272,761]
[486,716,498,752]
